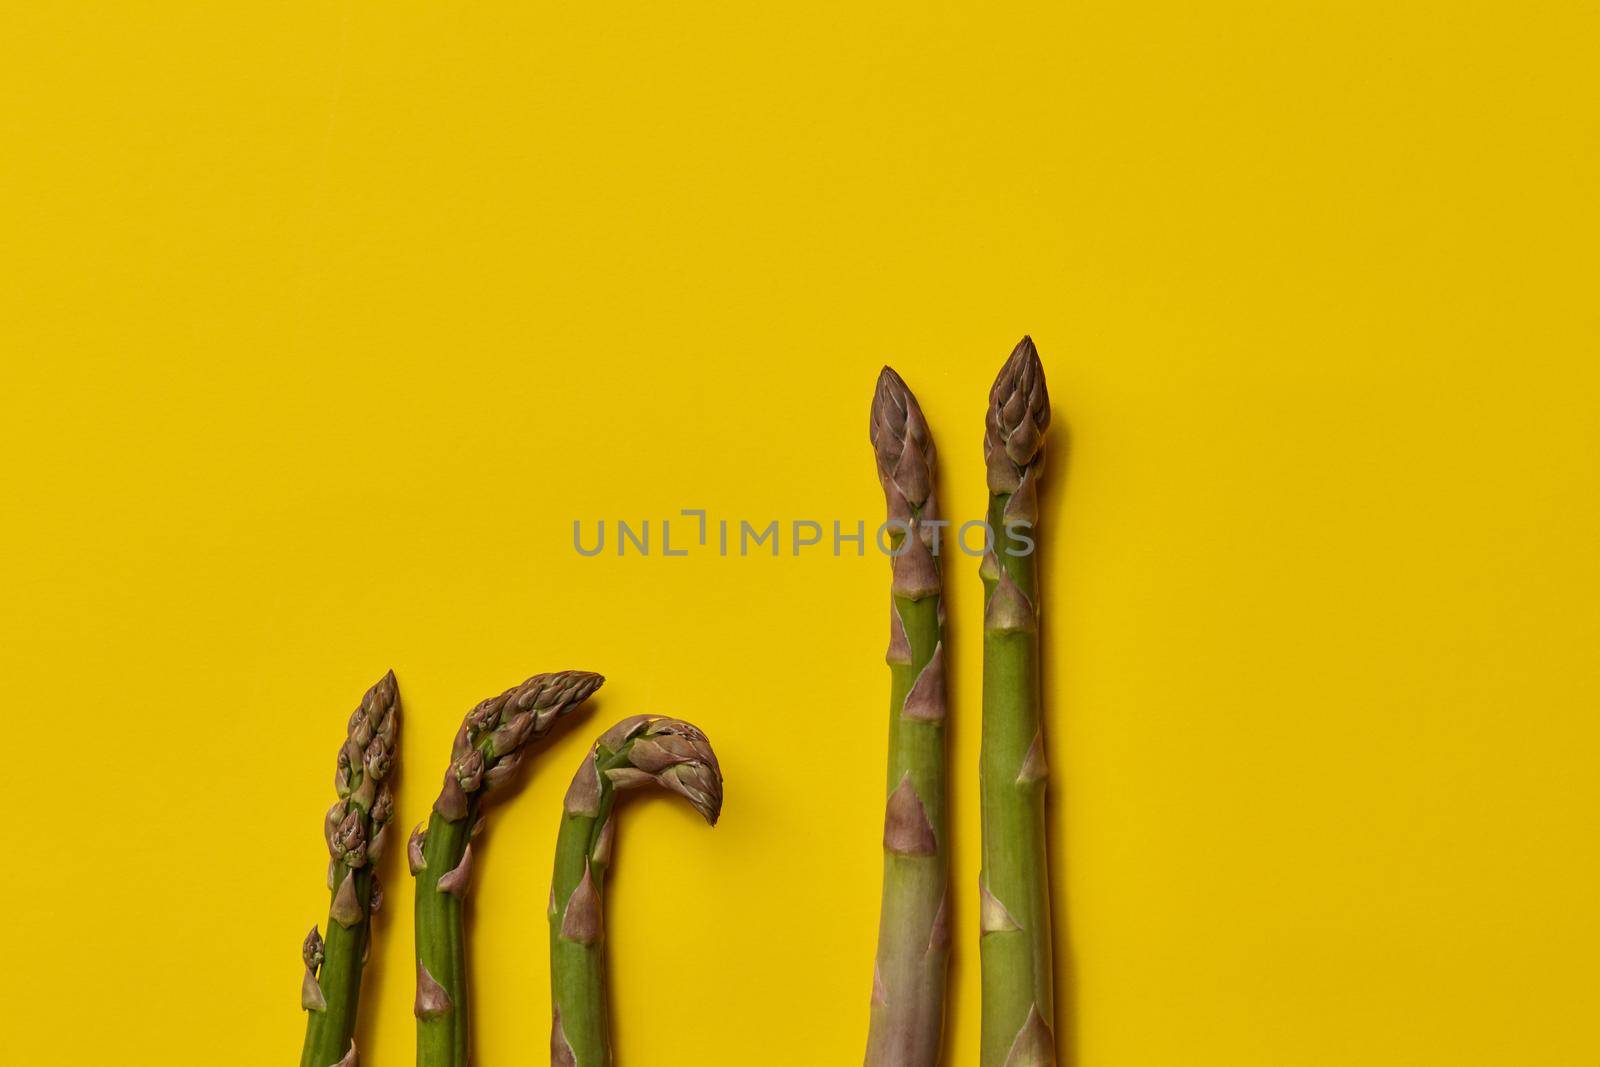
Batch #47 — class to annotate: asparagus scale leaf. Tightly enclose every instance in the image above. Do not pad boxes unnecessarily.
[549,715,724,1067]
[979,336,1057,1067]
[863,368,951,1067]
[301,671,401,1067]
[413,670,604,1067]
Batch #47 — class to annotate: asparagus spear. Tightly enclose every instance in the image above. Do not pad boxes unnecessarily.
[979,337,1057,1067]
[301,670,401,1067]
[549,715,724,1067]
[413,670,605,1067]
[864,368,950,1066]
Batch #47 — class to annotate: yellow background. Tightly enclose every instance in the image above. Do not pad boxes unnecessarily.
[3,2,1597,1064]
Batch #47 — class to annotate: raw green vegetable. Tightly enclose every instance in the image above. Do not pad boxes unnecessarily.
[301,671,400,1067]
[979,337,1058,1066]
[548,715,723,1066]
[413,670,604,1067]
[864,367,950,1066]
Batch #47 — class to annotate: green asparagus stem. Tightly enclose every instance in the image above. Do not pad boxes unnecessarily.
[412,670,604,1067]
[979,337,1058,1067]
[549,716,723,1067]
[301,671,400,1067]
[864,368,950,1067]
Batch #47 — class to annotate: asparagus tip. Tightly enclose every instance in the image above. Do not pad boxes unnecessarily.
[870,365,936,516]
[985,336,1051,494]
[598,716,724,826]
[364,669,400,716]
[434,669,605,818]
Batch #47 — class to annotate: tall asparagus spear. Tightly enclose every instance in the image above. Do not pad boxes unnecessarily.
[549,715,724,1067]
[864,368,951,1066]
[413,670,605,1067]
[979,337,1057,1066]
[301,670,401,1067]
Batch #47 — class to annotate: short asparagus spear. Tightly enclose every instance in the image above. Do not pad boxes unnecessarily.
[864,368,951,1066]
[549,716,724,1067]
[979,337,1057,1066]
[301,670,401,1067]
[413,670,604,1067]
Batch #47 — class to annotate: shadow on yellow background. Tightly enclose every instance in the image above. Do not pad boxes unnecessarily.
[2,2,1597,1065]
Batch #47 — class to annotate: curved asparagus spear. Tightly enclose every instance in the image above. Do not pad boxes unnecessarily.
[413,670,604,1067]
[549,716,724,1067]
[864,368,950,1066]
[979,337,1057,1066]
[301,670,400,1067]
